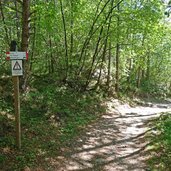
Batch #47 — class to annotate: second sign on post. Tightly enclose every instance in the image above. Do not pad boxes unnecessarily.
[11,60,23,76]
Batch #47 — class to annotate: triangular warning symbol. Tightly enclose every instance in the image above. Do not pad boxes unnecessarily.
[13,61,21,70]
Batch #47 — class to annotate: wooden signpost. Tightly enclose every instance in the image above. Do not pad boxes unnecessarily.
[7,41,28,149]
[13,75,21,149]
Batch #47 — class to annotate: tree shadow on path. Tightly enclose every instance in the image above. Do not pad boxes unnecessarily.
[44,100,171,171]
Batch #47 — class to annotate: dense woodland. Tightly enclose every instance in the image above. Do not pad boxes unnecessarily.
[0,0,171,170]
[0,0,171,95]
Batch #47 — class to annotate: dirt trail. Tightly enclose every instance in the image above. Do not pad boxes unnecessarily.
[46,99,171,171]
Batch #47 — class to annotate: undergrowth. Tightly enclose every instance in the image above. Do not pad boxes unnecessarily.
[0,77,106,170]
[148,113,171,170]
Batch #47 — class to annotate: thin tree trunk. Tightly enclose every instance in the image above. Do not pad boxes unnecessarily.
[0,0,10,45]
[106,0,114,91]
[59,0,68,81]
[137,66,141,88]
[95,36,108,90]
[96,6,113,90]
[21,0,30,91]
[49,38,54,73]
[146,53,150,81]
[115,43,120,94]
[107,40,112,90]
[77,0,108,68]
[83,26,104,90]
[82,0,123,91]
[30,22,36,72]
[127,58,132,83]
[70,0,74,67]
[21,0,30,51]
[115,2,121,95]
[14,0,20,42]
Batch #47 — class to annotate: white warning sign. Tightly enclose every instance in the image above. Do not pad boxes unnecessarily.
[11,60,23,76]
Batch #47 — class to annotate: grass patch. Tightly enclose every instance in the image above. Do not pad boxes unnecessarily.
[147,112,171,170]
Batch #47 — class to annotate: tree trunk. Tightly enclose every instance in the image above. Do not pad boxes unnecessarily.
[107,40,112,91]
[0,0,10,45]
[70,0,74,67]
[29,22,36,72]
[146,53,150,81]
[49,38,54,73]
[115,2,121,95]
[21,0,30,51]
[83,26,104,90]
[137,67,141,88]
[59,0,68,81]
[20,0,30,91]
[14,0,20,43]
[115,43,120,94]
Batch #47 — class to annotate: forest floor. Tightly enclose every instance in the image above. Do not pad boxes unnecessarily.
[39,98,171,171]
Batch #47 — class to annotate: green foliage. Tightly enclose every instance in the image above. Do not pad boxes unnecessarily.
[148,113,171,170]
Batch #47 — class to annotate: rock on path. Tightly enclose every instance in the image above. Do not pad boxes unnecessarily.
[46,99,171,171]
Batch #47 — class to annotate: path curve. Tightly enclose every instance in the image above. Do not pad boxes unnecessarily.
[46,99,171,171]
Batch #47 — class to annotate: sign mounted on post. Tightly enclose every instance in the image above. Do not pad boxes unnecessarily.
[11,60,23,76]
[6,51,28,60]
[6,40,29,149]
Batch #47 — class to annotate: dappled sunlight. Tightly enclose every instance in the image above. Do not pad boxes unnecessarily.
[45,99,171,170]
[0,111,15,121]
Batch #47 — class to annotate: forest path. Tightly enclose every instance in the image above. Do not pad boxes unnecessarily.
[47,99,171,171]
